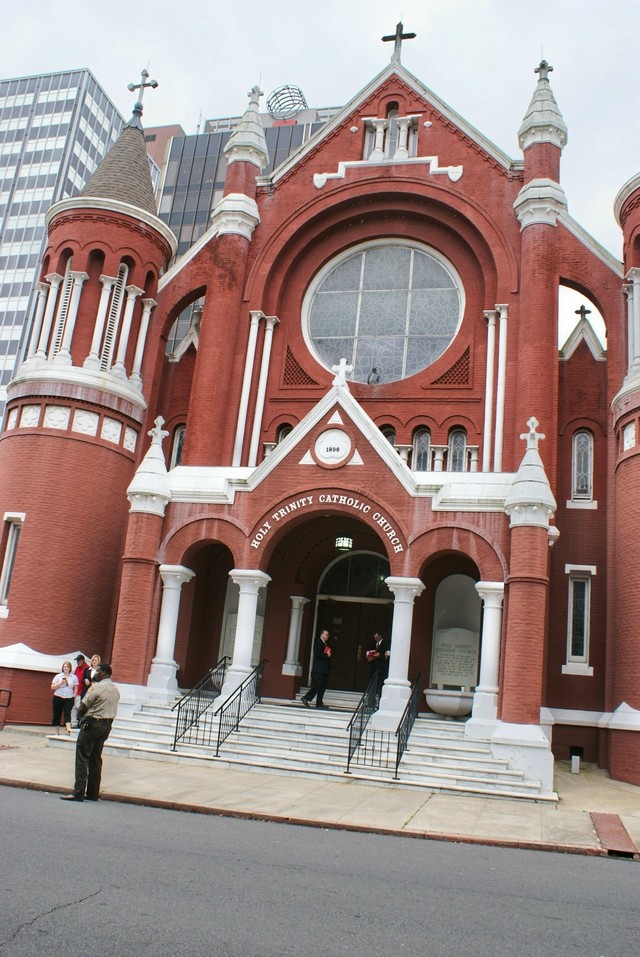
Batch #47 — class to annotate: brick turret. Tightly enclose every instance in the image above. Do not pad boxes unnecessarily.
[0,96,176,665]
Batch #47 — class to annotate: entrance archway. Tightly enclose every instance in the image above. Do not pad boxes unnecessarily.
[314,551,393,692]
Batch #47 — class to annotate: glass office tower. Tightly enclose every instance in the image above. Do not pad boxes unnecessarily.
[0,69,124,408]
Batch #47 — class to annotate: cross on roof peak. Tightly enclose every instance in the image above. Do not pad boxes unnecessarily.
[148,416,169,447]
[382,21,416,65]
[332,357,353,387]
[575,304,592,322]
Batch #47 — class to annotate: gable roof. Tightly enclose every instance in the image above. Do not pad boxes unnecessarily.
[258,62,518,189]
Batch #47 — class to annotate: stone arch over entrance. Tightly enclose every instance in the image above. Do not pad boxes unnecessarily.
[411,550,483,713]
[313,550,394,693]
[173,539,235,687]
[257,510,394,699]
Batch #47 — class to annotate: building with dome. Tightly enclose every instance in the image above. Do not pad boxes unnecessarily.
[0,32,638,792]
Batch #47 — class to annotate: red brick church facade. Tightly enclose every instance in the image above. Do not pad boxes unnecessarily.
[1,45,639,791]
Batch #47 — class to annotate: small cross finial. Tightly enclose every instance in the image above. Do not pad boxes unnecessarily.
[248,85,263,105]
[520,416,545,450]
[332,357,354,386]
[575,304,592,322]
[382,21,416,65]
[534,60,553,82]
[127,68,159,116]
[148,416,169,446]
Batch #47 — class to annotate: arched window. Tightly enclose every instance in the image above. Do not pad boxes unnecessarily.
[380,426,396,446]
[412,428,431,470]
[572,430,593,500]
[170,425,185,468]
[277,424,292,443]
[448,429,466,472]
[305,241,464,384]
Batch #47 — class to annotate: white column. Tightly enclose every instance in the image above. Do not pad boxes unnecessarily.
[369,576,425,730]
[129,298,157,386]
[233,310,263,466]
[84,275,116,370]
[147,564,195,691]
[433,447,445,471]
[111,284,144,379]
[493,303,509,472]
[392,117,411,159]
[368,119,388,161]
[283,596,309,676]
[466,581,505,739]
[482,309,497,471]
[54,270,89,364]
[219,569,271,700]
[24,282,49,365]
[626,268,640,372]
[34,272,63,360]
[623,283,633,371]
[248,315,279,466]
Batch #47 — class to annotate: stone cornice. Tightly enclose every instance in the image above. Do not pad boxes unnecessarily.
[210,193,260,240]
[513,178,567,229]
[46,196,178,257]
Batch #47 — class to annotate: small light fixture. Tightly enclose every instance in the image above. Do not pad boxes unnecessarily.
[335,535,353,551]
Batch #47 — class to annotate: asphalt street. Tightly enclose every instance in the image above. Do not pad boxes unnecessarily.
[0,786,638,957]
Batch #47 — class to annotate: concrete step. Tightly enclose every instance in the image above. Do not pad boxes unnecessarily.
[47,699,551,802]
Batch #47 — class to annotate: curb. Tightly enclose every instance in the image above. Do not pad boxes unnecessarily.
[1,776,608,858]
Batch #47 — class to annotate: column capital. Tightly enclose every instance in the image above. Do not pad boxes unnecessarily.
[99,274,117,288]
[384,576,425,602]
[290,596,310,609]
[125,284,145,299]
[229,568,271,592]
[141,298,157,312]
[159,564,195,588]
[70,270,89,284]
[45,271,64,287]
[475,581,505,607]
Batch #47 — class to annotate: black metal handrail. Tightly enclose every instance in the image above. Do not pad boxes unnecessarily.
[172,657,229,750]
[215,660,266,756]
[394,672,422,779]
[346,673,379,773]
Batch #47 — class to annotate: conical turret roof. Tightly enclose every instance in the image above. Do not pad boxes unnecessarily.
[79,105,157,216]
[518,60,567,151]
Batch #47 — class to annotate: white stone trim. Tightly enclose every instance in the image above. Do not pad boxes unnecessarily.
[8,364,147,410]
[210,193,260,240]
[313,155,463,189]
[46,197,177,255]
[565,500,598,509]
[514,178,568,228]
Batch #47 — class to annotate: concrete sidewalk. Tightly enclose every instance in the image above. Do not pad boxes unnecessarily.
[1,725,638,858]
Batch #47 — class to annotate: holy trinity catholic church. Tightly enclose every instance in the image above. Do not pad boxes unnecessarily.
[0,25,639,793]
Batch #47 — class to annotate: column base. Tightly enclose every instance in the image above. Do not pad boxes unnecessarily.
[368,680,410,731]
[282,662,302,677]
[216,666,253,706]
[466,689,498,738]
[489,721,555,795]
[147,658,179,691]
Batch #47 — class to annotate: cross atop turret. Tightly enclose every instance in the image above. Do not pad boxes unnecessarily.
[127,68,159,113]
[534,59,553,82]
[521,416,545,450]
[382,21,416,65]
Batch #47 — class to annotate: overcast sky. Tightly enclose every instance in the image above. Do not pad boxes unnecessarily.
[3,0,636,333]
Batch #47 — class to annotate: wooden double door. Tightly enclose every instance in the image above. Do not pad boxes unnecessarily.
[316,598,394,693]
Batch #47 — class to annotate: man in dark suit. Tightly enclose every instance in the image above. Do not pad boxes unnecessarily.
[366,631,391,698]
[300,629,332,709]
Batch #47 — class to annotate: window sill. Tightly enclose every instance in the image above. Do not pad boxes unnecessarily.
[562,662,593,676]
[565,500,598,509]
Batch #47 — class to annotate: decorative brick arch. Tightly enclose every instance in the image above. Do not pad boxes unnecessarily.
[409,521,508,582]
[159,513,248,568]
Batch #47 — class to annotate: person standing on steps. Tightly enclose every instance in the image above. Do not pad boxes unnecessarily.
[60,662,120,802]
[366,631,391,700]
[300,629,332,710]
[51,661,78,735]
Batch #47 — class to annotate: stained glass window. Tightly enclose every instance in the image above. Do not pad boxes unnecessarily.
[306,242,463,384]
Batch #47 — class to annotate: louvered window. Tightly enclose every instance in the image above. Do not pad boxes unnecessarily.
[49,259,73,358]
[100,263,128,371]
